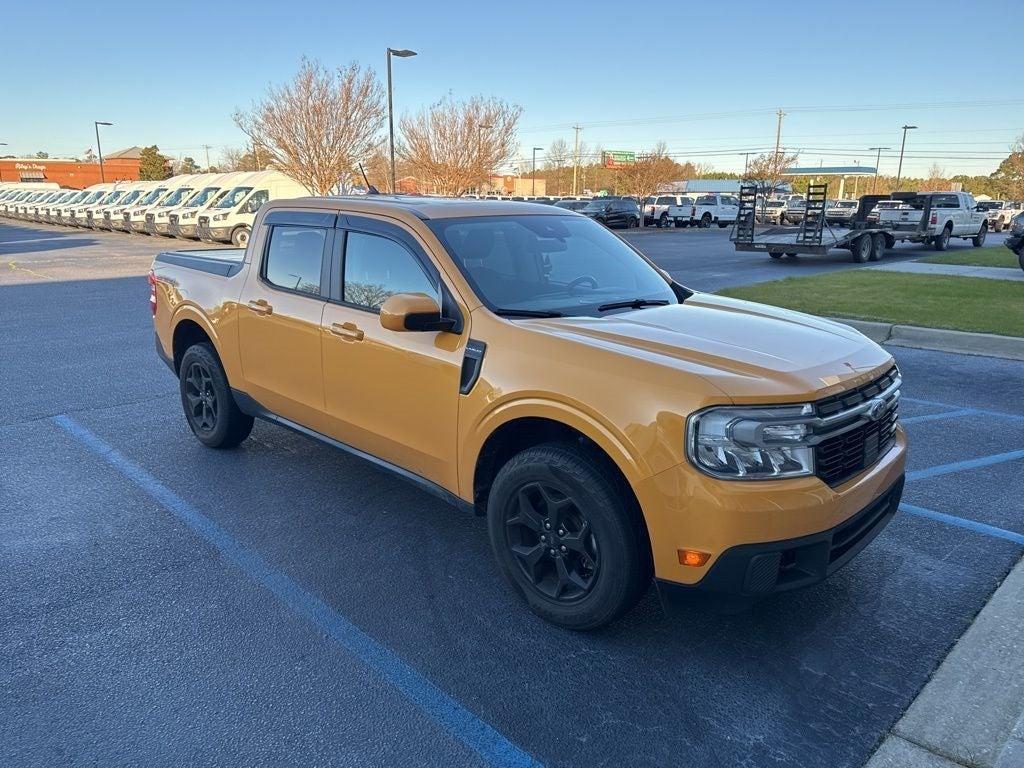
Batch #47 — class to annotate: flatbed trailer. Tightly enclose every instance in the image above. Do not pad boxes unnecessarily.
[731,184,935,263]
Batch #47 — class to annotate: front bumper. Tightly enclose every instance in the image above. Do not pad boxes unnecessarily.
[657,474,904,611]
[170,222,198,238]
[204,225,232,242]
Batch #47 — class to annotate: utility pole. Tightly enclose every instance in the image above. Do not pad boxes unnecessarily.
[531,147,543,196]
[202,144,212,170]
[868,146,890,193]
[743,152,751,177]
[94,121,113,182]
[773,109,785,162]
[386,47,417,194]
[572,124,583,196]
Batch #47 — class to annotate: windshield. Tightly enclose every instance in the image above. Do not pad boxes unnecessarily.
[81,191,106,204]
[214,186,253,209]
[429,214,678,317]
[183,186,220,208]
[117,190,141,206]
[836,201,856,208]
[767,201,785,208]
[98,190,124,205]
[138,188,168,206]
[977,201,1004,210]
[582,199,612,212]
[158,187,194,207]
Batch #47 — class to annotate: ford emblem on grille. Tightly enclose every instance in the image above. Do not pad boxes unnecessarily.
[865,398,887,421]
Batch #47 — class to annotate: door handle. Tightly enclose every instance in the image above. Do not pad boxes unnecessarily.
[330,321,364,341]
[246,299,273,316]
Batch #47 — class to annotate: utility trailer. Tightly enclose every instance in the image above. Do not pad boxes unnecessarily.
[731,184,969,263]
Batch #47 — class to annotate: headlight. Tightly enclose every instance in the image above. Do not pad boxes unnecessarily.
[212,213,227,221]
[182,210,196,219]
[687,404,816,480]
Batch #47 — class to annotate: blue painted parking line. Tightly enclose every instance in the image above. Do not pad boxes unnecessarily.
[900,408,978,425]
[902,396,1024,424]
[907,449,1024,482]
[52,414,541,768]
[900,503,1024,546]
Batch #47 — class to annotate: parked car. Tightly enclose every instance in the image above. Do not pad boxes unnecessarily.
[554,199,590,212]
[756,199,787,225]
[151,196,906,629]
[1004,212,1024,270]
[780,198,807,225]
[866,200,905,224]
[580,197,640,228]
[978,200,1024,232]
[679,194,740,229]
[825,199,859,226]
[875,191,988,250]
[644,194,693,228]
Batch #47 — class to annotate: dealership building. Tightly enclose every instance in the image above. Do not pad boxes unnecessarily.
[0,147,142,188]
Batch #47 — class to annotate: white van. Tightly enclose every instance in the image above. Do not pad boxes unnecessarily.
[146,174,215,236]
[125,175,197,234]
[84,183,137,229]
[65,184,117,227]
[100,181,157,230]
[119,181,173,232]
[197,170,312,247]
[168,171,254,239]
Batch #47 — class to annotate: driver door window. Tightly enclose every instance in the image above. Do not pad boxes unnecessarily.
[342,231,438,310]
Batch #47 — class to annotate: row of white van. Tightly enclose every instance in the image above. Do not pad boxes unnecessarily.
[0,171,311,246]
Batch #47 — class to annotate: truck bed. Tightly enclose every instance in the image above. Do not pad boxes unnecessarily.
[154,248,245,277]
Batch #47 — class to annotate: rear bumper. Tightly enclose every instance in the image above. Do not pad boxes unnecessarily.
[657,474,904,612]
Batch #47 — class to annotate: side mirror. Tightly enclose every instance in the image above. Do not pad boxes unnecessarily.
[380,292,455,333]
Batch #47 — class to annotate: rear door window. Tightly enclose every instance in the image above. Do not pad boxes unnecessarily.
[262,225,329,296]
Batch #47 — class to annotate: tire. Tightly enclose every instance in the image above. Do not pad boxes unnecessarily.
[784,252,797,257]
[487,443,650,630]
[699,213,712,228]
[628,216,639,229]
[972,223,987,248]
[658,213,669,228]
[717,221,729,228]
[870,232,886,261]
[179,343,254,449]
[231,226,250,248]
[769,252,784,259]
[851,234,871,263]
[779,215,787,225]
[933,225,951,251]
[994,221,1003,233]
[674,218,685,228]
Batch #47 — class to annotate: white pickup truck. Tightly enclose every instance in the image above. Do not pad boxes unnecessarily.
[876,191,988,250]
[669,193,740,228]
[978,200,1024,232]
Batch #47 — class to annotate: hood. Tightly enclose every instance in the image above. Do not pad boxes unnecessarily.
[523,293,893,402]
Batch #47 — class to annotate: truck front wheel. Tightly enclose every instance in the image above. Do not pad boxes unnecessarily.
[972,223,987,247]
[487,443,650,630]
[933,225,952,251]
[179,343,254,449]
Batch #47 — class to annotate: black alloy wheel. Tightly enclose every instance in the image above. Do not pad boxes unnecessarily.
[504,481,599,603]
[184,361,218,433]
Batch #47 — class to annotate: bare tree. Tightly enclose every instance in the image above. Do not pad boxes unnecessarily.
[744,151,799,220]
[545,138,570,195]
[218,147,261,172]
[399,96,521,196]
[925,163,948,191]
[617,142,678,226]
[234,58,385,195]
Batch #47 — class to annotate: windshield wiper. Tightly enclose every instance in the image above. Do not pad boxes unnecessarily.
[492,308,565,318]
[596,299,670,312]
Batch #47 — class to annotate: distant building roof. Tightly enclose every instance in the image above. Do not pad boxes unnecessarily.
[104,146,143,160]
[787,166,877,176]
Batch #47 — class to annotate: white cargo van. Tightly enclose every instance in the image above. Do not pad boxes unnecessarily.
[168,171,254,239]
[146,174,214,236]
[65,184,116,227]
[197,170,312,246]
[100,181,156,230]
[120,182,173,232]
[125,175,197,234]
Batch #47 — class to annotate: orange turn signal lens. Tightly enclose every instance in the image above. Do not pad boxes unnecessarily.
[678,549,711,567]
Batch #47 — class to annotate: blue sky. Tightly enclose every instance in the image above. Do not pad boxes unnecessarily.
[5,0,1022,177]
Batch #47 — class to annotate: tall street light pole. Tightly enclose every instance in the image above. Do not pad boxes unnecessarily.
[868,146,891,193]
[0,142,6,182]
[532,147,543,195]
[894,125,917,192]
[94,121,113,182]
[386,47,417,194]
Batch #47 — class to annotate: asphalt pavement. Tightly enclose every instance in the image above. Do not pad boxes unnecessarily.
[2,220,1022,768]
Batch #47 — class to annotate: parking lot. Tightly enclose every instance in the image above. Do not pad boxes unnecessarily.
[2,220,1022,767]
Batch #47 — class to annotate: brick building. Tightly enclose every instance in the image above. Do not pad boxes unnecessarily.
[0,147,142,188]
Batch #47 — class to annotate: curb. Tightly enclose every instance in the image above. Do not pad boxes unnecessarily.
[831,318,1024,361]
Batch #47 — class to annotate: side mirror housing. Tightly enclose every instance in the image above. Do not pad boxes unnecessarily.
[380,292,456,332]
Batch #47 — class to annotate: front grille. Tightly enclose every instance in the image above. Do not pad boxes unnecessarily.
[145,213,155,224]
[814,366,900,487]
[169,214,178,225]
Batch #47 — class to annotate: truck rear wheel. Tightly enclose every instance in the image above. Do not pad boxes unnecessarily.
[179,343,254,449]
[487,443,650,630]
[699,213,712,228]
[972,223,987,247]
[851,235,872,263]
[933,225,951,251]
[658,213,669,228]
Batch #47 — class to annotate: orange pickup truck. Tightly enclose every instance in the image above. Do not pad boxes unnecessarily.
[151,197,906,629]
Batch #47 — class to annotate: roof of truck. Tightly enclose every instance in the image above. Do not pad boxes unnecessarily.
[269,195,569,221]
